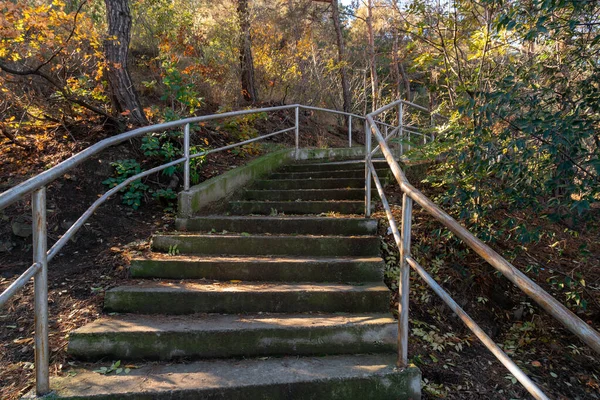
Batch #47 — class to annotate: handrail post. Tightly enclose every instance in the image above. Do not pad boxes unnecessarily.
[294,106,300,160]
[32,187,49,395]
[183,123,190,191]
[348,115,352,148]
[398,192,412,368]
[364,120,372,217]
[398,103,404,158]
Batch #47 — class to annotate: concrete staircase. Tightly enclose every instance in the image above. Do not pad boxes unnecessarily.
[52,159,421,399]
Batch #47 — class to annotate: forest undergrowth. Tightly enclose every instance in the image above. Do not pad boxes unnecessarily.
[376,163,600,399]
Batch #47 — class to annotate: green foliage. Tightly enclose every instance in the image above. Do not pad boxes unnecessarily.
[111,126,207,210]
[140,130,181,178]
[548,272,588,311]
[216,110,267,157]
[381,240,399,290]
[167,244,180,256]
[141,128,206,180]
[502,321,537,355]
[161,59,203,115]
[93,360,130,375]
[412,320,469,353]
[412,0,600,242]
[102,159,149,210]
[103,124,208,209]
[152,188,178,212]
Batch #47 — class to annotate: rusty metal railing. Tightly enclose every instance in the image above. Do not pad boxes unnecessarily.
[0,103,364,397]
[365,99,600,400]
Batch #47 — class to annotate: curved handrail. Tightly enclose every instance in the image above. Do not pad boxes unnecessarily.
[0,104,300,210]
[298,104,365,120]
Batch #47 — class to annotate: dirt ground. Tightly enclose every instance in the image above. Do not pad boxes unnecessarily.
[376,165,600,399]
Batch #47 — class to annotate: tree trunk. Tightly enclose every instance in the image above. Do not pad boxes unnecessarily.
[366,0,378,112]
[399,62,411,102]
[237,0,258,103]
[391,32,401,99]
[331,0,351,114]
[103,0,147,125]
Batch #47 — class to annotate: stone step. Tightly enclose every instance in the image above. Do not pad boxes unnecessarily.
[43,354,421,399]
[281,160,390,173]
[269,168,389,180]
[104,282,389,314]
[175,215,377,234]
[242,188,372,201]
[253,178,367,190]
[229,200,365,215]
[68,313,397,360]
[130,255,384,281]
[152,234,380,257]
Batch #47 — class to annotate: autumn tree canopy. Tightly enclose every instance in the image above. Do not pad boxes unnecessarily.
[0,0,598,223]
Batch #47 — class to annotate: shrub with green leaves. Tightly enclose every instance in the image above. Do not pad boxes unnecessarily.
[414,0,600,240]
[102,159,149,210]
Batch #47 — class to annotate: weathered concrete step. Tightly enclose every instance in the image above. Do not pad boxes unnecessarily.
[152,234,380,257]
[68,313,397,360]
[130,255,384,281]
[175,215,377,235]
[243,188,373,201]
[43,354,421,399]
[104,282,389,314]
[253,178,367,190]
[269,168,389,180]
[281,160,390,172]
[229,200,365,215]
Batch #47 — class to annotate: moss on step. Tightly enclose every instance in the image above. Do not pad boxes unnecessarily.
[253,178,367,190]
[68,319,396,360]
[103,284,390,314]
[151,234,381,257]
[229,200,366,215]
[130,257,384,281]
[36,355,421,400]
[174,215,377,235]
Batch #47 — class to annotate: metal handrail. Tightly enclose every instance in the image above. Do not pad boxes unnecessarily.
[0,104,298,210]
[0,103,362,396]
[365,99,600,400]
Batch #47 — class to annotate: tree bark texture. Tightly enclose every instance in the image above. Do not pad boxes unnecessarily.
[399,62,411,101]
[237,0,258,102]
[331,0,351,114]
[391,32,401,100]
[391,32,411,101]
[104,0,147,125]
